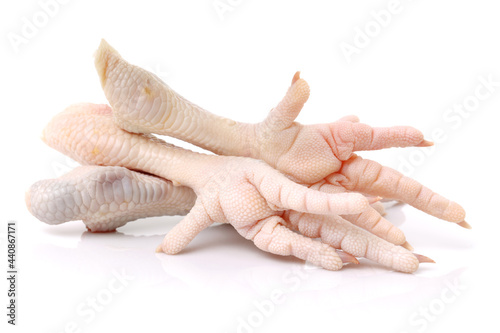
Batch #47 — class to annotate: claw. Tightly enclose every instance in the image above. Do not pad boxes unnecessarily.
[457,221,472,229]
[414,253,435,263]
[337,250,359,264]
[292,71,301,85]
[416,139,434,147]
[401,241,414,251]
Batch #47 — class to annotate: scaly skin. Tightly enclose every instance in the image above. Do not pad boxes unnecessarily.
[26,165,196,232]
[27,166,430,272]
[41,103,377,270]
[36,103,430,272]
[94,40,469,247]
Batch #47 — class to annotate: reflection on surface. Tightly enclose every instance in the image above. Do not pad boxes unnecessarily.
[35,211,468,305]
[29,205,475,333]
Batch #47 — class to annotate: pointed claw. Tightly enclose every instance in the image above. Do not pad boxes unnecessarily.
[40,128,46,143]
[414,253,435,263]
[336,250,359,264]
[416,139,434,147]
[292,71,301,85]
[457,221,472,229]
[401,241,414,251]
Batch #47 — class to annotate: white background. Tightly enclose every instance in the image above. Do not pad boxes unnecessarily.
[1,0,499,332]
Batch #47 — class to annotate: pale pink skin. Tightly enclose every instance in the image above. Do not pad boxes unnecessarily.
[25,39,468,273]
[94,40,468,244]
[30,103,431,272]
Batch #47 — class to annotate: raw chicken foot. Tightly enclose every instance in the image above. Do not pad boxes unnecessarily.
[94,40,469,249]
[27,162,428,273]
[39,103,402,271]
[24,39,464,272]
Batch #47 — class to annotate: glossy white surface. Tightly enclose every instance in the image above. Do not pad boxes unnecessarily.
[3,203,487,333]
[1,0,498,332]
